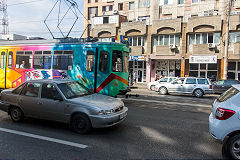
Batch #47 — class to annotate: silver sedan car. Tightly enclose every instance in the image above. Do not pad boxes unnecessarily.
[0,79,128,134]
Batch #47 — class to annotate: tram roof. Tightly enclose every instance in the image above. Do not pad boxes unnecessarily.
[0,38,125,46]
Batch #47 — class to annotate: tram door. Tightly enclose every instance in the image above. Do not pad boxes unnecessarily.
[0,50,7,88]
[85,48,98,92]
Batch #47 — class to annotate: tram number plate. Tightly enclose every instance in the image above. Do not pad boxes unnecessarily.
[119,112,127,120]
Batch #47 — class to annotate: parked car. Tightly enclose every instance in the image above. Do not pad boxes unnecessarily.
[0,79,128,134]
[147,77,176,91]
[213,79,240,94]
[155,77,213,98]
[209,85,240,159]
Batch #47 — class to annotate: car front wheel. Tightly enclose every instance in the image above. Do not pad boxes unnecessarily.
[159,87,168,95]
[71,113,92,134]
[224,133,240,159]
[10,107,24,122]
[194,89,204,98]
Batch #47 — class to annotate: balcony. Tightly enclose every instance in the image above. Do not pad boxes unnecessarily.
[152,18,181,35]
[187,16,221,33]
[229,43,240,59]
[188,44,218,55]
[153,45,179,56]
[93,24,117,38]
[129,46,145,55]
[121,21,146,36]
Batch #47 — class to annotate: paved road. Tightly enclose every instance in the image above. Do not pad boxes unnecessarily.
[0,94,223,159]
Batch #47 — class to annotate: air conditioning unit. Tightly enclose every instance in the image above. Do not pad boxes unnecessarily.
[113,10,119,15]
[169,44,176,49]
[208,43,216,49]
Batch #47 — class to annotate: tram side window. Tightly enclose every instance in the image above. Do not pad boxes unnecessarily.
[112,50,123,72]
[16,51,33,69]
[33,51,52,69]
[8,51,13,68]
[99,51,108,72]
[86,51,94,72]
[0,52,6,69]
[53,51,73,70]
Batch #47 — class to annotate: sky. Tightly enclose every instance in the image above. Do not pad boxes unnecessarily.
[5,0,85,39]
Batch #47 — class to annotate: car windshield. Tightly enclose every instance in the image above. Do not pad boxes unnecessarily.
[57,81,92,99]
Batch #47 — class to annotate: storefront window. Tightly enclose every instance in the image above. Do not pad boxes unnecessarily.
[190,64,198,70]
[208,63,217,70]
[238,62,240,71]
[228,62,236,70]
[207,71,217,81]
[228,72,236,79]
[200,64,206,70]
[112,50,123,72]
[189,71,198,77]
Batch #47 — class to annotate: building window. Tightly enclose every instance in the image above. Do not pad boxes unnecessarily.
[88,7,98,20]
[138,16,150,25]
[129,36,145,46]
[16,51,33,69]
[102,5,113,12]
[53,51,73,70]
[86,51,94,72]
[103,17,109,24]
[139,0,150,8]
[129,2,135,10]
[118,3,123,11]
[189,33,220,45]
[204,10,213,16]
[228,61,240,80]
[229,32,240,43]
[178,0,184,4]
[33,51,52,69]
[112,50,123,72]
[99,51,108,72]
[153,34,180,46]
[159,0,173,5]
[192,0,198,3]
[189,63,218,81]
[88,0,98,3]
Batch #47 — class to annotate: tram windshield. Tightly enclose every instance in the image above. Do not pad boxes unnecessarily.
[112,50,123,72]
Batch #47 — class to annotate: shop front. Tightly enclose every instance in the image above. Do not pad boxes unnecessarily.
[129,56,146,83]
[155,60,181,78]
[228,61,240,80]
[188,55,219,81]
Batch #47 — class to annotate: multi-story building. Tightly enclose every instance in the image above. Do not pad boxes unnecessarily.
[84,0,240,83]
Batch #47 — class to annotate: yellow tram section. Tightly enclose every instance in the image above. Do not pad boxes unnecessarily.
[0,47,23,89]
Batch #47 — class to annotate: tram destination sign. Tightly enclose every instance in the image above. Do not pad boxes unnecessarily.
[189,55,217,64]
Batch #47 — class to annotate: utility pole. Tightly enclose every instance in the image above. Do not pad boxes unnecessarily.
[0,0,8,35]
[222,0,232,80]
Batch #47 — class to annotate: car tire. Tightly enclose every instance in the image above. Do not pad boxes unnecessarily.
[159,87,168,95]
[150,85,155,91]
[194,89,204,98]
[224,133,240,159]
[10,107,24,122]
[71,113,92,134]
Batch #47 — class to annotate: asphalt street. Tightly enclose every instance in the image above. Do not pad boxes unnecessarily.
[0,93,223,160]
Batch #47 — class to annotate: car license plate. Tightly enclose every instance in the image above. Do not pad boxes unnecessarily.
[119,112,127,119]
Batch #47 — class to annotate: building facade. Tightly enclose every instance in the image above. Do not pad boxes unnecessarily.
[84,0,240,83]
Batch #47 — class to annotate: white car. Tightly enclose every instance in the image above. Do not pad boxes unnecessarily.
[209,85,240,159]
[155,77,213,97]
[147,77,176,90]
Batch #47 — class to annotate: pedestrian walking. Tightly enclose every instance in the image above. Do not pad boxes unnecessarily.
[133,71,137,84]
[155,72,158,81]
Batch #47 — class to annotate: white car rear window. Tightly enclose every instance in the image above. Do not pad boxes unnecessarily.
[197,79,209,85]
[217,87,239,102]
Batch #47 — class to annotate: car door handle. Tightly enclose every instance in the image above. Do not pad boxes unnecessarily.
[38,102,43,105]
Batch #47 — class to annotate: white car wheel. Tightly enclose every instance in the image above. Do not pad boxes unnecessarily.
[159,87,168,95]
[224,134,240,159]
[194,89,203,98]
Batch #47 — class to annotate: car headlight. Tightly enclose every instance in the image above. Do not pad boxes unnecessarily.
[98,109,114,115]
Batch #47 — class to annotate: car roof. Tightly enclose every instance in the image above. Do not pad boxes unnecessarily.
[25,79,75,84]
[233,84,240,91]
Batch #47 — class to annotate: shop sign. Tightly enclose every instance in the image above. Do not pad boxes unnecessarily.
[129,56,146,61]
[189,55,217,64]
